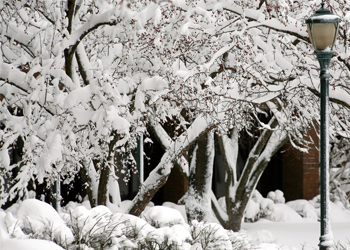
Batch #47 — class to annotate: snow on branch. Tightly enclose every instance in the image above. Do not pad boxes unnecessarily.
[0,62,76,94]
[329,87,350,110]
[75,44,95,87]
[0,62,30,92]
[0,25,36,58]
[220,1,308,41]
[62,6,125,55]
[47,69,77,91]
[308,86,350,110]
[149,120,189,176]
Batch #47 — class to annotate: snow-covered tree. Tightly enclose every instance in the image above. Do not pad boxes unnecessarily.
[1,0,350,232]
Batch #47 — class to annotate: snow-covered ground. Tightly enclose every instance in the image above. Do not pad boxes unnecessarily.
[243,221,350,250]
[242,196,350,249]
[1,197,350,250]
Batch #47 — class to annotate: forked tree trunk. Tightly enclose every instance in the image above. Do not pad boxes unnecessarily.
[217,116,288,231]
[141,115,287,232]
[127,116,217,216]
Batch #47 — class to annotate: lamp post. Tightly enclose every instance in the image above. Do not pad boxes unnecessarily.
[306,2,340,250]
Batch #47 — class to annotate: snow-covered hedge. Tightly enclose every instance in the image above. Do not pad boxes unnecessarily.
[0,199,252,250]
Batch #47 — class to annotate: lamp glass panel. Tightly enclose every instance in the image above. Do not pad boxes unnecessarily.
[308,23,337,50]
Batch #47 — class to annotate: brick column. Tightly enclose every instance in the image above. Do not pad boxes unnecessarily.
[163,166,188,203]
[282,143,304,201]
[282,125,320,201]
[302,126,320,200]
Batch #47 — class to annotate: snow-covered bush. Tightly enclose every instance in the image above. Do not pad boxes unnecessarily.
[227,230,253,250]
[190,221,234,250]
[142,206,185,228]
[244,190,275,222]
[65,206,125,250]
[1,199,252,250]
[267,190,285,204]
[5,199,74,246]
[244,199,261,222]
[243,189,318,222]
[333,241,350,250]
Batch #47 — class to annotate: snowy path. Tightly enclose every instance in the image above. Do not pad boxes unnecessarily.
[243,221,350,250]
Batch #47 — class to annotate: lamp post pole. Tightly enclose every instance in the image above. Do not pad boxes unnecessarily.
[306,2,340,249]
[316,50,333,250]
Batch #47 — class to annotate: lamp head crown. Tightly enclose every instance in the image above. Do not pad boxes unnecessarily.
[305,3,341,51]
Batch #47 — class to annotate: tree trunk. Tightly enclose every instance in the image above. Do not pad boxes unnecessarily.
[216,129,239,228]
[64,0,76,79]
[96,134,119,206]
[97,164,110,206]
[186,131,214,222]
[80,166,96,207]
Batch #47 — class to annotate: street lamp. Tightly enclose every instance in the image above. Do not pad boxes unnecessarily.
[306,2,340,250]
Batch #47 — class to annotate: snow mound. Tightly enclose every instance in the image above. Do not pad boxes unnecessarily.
[66,204,131,242]
[287,199,318,221]
[0,238,65,250]
[143,205,185,228]
[257,242,294,250]
[16,199,63,222]
[162,201,188,223]
[0,210,9,240]
[170,224,192,243]
[330,202,350,223]
[250,229,276,244]
[268,204,303,222]
[16,199,74,244]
